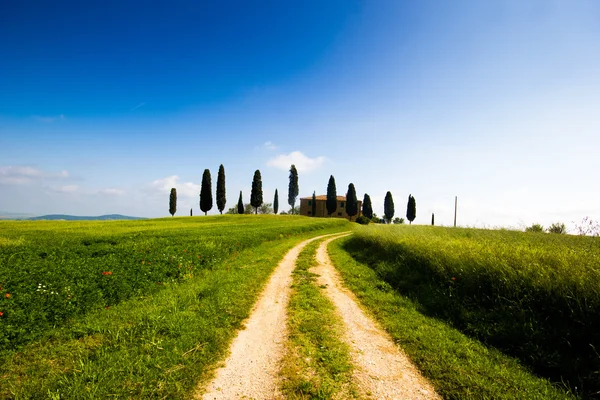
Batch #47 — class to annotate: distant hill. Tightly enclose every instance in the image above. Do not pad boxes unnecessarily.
[28,214,145,221]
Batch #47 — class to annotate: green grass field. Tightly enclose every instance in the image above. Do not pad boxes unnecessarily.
[340,225,600,398]
[0,215,350,398]
[3,216,598,398]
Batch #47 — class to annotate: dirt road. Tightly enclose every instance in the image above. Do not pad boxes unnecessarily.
[198,233,347,400]
[198,232,439,399]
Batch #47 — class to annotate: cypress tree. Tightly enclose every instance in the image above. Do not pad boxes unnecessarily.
[362,193,373,219]
[288,164,299,214]
[169,188,177,216]
[406,194,417,224]
[311,191,317,216]
[237,191,244,214]
[199,169,213,216]
[431,213,435,226]
[216,164,226,214]
[346,183,358,221]
[384,191,395,223]
[250,169,263,214]
[273,189,279,214]
[326,175,337,216]
[190,208,192,217]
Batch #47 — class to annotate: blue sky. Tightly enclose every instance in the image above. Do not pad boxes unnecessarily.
[1,0,599,230]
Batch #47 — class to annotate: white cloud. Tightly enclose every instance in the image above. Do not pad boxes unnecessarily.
[46,185,79,194]
[148,175,200,198]
[0,166,70,185]
[98,188,125,196]
[267,151,327,173]
[57,185,79,193]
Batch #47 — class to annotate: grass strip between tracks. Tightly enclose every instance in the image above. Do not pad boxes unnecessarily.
[281,238,358,399]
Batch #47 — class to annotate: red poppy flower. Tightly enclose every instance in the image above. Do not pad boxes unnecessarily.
[4,293,10,299]
[451,277,456,281]
[0,311,4,317]
[102,271,113,276]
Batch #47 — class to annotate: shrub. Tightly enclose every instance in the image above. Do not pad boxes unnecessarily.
[355,215,370,225]
[525,223,544,233]
[547,222,567,234]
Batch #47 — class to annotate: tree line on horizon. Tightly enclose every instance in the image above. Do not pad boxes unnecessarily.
[168,164,421,224]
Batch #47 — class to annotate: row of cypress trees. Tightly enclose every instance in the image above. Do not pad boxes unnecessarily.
[378,192,416,224]
[168,164,418,223]
[169,164,301,216]
[198,165,227,216]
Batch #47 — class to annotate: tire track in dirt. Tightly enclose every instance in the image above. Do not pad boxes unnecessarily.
[198,232,350,400]
[313,235,441,400]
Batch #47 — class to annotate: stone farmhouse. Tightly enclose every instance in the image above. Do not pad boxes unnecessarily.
[299,195,362,220]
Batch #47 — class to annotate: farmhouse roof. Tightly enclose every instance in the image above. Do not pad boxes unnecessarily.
[300,195,350,201]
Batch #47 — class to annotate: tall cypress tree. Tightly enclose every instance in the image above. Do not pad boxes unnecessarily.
[326,175,337,216]
[431,213,435,226]
[407,194,416,224]
[237,191,244,214]
[346,183,358,221]
[250,169,263,215]
[362,193,373,219]
[311,191,317,216]
[199,169,213,216]
[216,164,226,214]
[169,188,177,216]
[288,164,299,214]
[384,191,395,223]
[273,189,279,214]
[190,208,192,217]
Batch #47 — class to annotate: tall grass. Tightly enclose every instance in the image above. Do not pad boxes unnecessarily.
[344,225,600,398]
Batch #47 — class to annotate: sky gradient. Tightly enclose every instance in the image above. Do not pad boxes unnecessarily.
[1,1,599,230]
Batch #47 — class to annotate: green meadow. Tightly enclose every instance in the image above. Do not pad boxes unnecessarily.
[2,216,598,399]
[340,225,600,398]
[0,216,350,398]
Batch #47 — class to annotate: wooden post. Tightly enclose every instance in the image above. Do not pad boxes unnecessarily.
[454,196,457,227]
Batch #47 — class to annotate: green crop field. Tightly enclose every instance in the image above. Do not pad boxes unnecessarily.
[0,215,350,398]
[341,225,600,398]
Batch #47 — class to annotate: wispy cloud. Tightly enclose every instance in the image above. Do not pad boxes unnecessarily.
[147,175,200,198]
[130,102,146,111]
[98,188,125,196]
[33,114,65,123]
[263,141,277,150]
[56,185,79,193]
[267,151,327,173]
[0,166,70,185]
